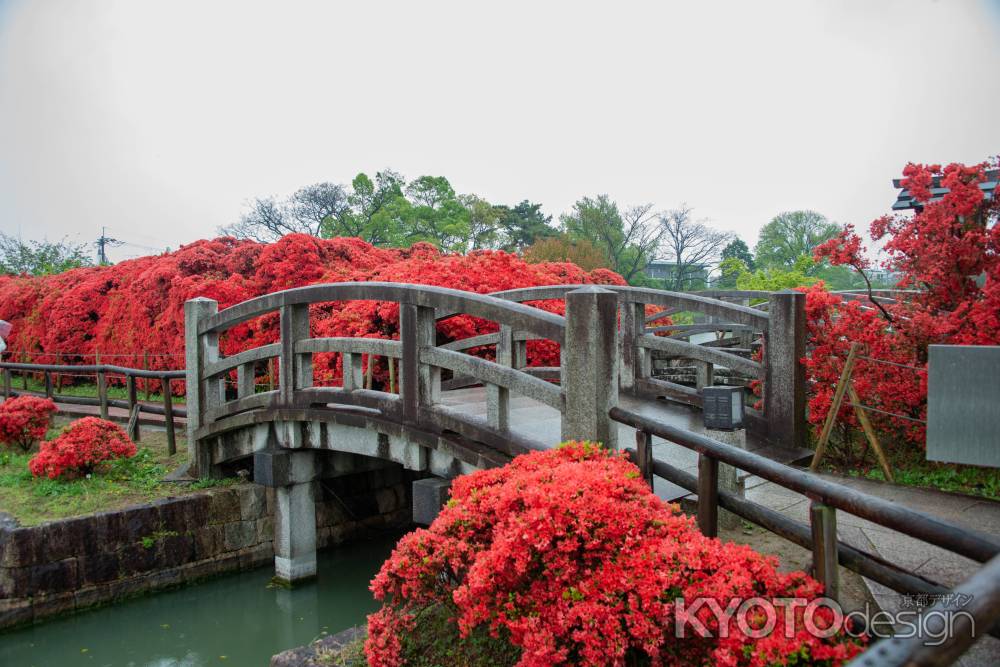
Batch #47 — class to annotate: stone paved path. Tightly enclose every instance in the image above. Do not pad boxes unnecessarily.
[741,473,1000,665]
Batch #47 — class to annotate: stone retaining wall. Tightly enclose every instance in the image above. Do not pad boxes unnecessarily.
[0,464,414,630]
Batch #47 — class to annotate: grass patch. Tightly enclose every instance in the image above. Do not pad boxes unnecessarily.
[831,448,1000,501]
[0,421,196,526]
[316,636,367,666]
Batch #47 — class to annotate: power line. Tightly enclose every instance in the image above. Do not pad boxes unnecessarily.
[95,226,123,265]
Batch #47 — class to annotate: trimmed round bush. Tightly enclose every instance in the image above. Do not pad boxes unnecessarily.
[29,417,136,479]
[366,442,864,666]
[0,395,56,452]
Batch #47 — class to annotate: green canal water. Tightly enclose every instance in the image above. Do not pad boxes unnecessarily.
[0,532,404,667]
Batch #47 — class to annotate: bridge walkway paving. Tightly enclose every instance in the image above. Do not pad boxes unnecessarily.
[438,386,813,502]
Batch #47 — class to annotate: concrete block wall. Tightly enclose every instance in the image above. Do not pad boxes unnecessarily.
[0,463,414,630]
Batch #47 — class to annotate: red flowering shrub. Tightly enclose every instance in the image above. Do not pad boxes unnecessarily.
[367,443,864,666]
[0,236,626,391]
[807,158,1000,450]
[0,396,56,452]
[29,417,137,479]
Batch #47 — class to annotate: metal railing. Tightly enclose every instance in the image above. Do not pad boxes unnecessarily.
[611,405,1000,664]
[0,361,185,454]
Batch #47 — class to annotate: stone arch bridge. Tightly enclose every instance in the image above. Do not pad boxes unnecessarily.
[185,283,807,581]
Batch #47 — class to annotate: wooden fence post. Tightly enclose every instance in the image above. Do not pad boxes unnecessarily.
[143,351,151,401]
[697,454,719,537]
[161,376,175,456]
[810,501,839,602]
[97,370,108,420]
[44,371,52,398]
[126,375,140,442]
[636,430,653,489]
[2,369,10,400]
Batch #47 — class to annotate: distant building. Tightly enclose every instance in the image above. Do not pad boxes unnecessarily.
[865,267,900,287]
[644,260,710,291]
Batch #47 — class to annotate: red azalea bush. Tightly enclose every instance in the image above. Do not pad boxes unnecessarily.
[366,442,864,666]
[0,396,56,452]
[29,417,137,479]
[806,158,1000,451]
[0,236,626,391]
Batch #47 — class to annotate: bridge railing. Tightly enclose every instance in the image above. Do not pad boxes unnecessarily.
[185,283,622,474]
[611,405,1000,665]
[472,285,805,448]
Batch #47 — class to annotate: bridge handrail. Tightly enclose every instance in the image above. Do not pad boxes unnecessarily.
[420,347,563,411]
[453,283,802,447]
[611,404,1000,660]
[638,335,762,377]
[186,283,621,473]
[485,284,769,328]
[198,282,566,344]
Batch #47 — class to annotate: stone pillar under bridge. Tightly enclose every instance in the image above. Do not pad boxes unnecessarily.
[255,448,319,584]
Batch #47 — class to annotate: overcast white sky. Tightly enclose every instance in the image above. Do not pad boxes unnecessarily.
[1,0,998,263]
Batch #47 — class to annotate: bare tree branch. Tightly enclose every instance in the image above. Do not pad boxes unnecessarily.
[657,206,733,291]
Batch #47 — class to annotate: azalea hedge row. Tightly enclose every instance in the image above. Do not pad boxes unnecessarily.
[0,235,624,389]
[367,442,865,666]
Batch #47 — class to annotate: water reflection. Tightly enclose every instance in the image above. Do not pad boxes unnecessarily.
[0,532,402,667]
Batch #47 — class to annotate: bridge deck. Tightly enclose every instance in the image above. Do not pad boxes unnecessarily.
[439,387,813,502]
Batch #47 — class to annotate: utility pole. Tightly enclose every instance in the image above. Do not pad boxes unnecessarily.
[95,227,122,265]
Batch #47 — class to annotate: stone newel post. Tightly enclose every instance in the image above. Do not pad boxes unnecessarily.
[561,286,619,449]
[764,290,806,448]
[184,297,219,478]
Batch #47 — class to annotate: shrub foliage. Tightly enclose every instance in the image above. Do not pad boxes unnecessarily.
[805,159,1000,451]
[0,396,56,452]
[0,235,625,389]
[29,417,137,479]
[366,443,863,666]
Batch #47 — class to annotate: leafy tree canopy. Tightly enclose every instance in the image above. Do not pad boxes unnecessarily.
[721,238,754,271]
[0,234,91,276]
[224,171,558,254]
[754,210,841,270]
[560,196,666,284]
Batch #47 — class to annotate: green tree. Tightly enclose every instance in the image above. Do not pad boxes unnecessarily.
[734,255,818,291]
[0,234,91,275]
[461,195,505,251]
[497,200,556,251]
[400,176,471,252]
[721,239,754,271]
[325,170,407,245]
[561,197,664,283]
[754,210,840,270]
[716,257,747,289]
